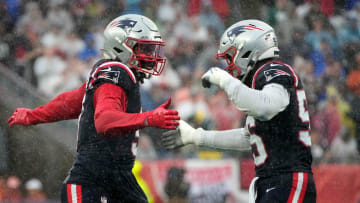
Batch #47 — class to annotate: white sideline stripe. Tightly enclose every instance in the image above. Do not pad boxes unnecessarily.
[71,184,78,203]
[292,172,304,203]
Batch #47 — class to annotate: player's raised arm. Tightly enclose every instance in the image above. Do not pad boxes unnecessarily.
[8,82,86,127]
[93,83,180,136]
[202,68,290,121]
[161,120,250,151]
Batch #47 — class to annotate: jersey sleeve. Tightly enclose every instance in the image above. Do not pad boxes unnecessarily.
[89,61,137,93]
[252,62,299,90]
[28,82,86,124]
[93,83,149,135]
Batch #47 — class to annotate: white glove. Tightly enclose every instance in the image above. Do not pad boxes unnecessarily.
[178,120,202,145]
[201,67,233,88]
[160,120,202,149]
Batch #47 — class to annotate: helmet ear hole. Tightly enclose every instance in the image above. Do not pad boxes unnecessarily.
[242,51,251,58]
[113,47,123,53]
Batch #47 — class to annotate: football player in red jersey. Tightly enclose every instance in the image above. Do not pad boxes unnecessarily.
[8,14,180,203]
[161,20,316,203]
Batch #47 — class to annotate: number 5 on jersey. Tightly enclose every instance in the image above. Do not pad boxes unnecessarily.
[297,89,311,147]
[247,90,311,166]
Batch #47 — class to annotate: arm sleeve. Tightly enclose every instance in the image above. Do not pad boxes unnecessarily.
[198,128,251,151]
[28,82,86,124]
[93,83,149,135]
[222,77,290,121]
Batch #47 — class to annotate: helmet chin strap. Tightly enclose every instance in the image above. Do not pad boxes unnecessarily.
[240,65,252,82]
[132,59,152,82]
[133,69,151,84]
[143,72,151,79]
[240,51,259,82]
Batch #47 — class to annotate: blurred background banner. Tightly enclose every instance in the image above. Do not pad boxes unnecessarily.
[136,159,242,203]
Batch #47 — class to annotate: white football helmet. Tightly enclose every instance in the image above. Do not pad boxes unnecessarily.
[102,14,166,76]
[217,19,279,79]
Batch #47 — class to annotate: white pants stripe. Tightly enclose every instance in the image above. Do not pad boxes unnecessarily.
[292,173,304,203]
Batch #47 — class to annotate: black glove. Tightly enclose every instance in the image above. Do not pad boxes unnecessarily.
[201,77,212,88]
[160,128,184,150]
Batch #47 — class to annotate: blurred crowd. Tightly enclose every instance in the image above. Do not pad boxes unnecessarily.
[0,176,50,203]
[1,0,360,165]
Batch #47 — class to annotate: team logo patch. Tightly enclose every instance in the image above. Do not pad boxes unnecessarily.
[264,68,290,81]
[227,24,264,43]
[97,70,120,84]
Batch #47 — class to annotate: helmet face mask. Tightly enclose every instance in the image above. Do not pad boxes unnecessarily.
[126,38,166,76]
[103,14,166,77]
[216,46,242,78]
[217,19,279,80]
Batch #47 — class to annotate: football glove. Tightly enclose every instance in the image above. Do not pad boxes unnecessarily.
[145,98,180,130]
[201,67,233,88]
[160,120,202,149]
[8,108,34,127]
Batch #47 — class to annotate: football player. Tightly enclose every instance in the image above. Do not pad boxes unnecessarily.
[161,20,316,203]
[8,14,180,202]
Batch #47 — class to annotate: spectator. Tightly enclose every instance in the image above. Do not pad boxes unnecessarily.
[77,33,100,62]
[208,91,243,130]
[266,0,298,48]
[40,24,65,49]
[157,0,178,24]
[197,0,225,37]
[59,32,85,57]
[325,127,359,163]
[310,129,325,165]
[347,53,360,154]
[46,1,74,34]
[53,55,88,94]
[337,16,360,45]
[305,18,337,53]
[164,167,190,203]
[137,134,158,160]
[6,176,22,203]
[0,176,8,201]
[15,2,48,36]
[187,17,208,43]
[0,17,13,67]
[24,178,47,203]
[33,47,67,97]
[312,96,342,149]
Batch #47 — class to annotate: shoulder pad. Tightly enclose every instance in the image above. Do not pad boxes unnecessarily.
[88,61,137,91]
[252,61,299,89]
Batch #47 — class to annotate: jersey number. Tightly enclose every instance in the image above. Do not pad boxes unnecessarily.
[249,90,311,166]
[296,90,311,147]
[248,117,268,166]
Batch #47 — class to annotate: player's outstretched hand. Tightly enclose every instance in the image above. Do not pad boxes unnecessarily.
[201,67,233,88]
[8,108,33,127]
[160,120,202,150]
[145,98,180,130]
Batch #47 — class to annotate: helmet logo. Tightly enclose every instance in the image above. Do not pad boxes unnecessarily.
[109,19,137,33]
[227,24,264,43]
